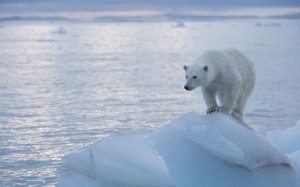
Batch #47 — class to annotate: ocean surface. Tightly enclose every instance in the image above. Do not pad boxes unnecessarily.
[0,20,300,186]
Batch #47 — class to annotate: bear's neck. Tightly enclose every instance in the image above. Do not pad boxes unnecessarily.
[206,65,219,85]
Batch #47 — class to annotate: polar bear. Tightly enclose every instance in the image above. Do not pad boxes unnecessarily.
[183,49,255,119]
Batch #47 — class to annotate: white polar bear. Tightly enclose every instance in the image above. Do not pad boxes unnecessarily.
[183,49,255,119]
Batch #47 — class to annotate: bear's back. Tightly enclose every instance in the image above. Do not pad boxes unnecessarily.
[224,49,256,83]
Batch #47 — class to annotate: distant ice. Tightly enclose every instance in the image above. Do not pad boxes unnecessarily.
[37,38,57,42]
[171,21,185,28]
[255,22,281,27]
[52,27,67,35]
[57,113,300,187]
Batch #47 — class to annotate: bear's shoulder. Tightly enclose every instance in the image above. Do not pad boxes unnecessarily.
[200,50,230,64]
[197,50,231,74]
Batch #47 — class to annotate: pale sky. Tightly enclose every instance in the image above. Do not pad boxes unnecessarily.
[1,0,300,20]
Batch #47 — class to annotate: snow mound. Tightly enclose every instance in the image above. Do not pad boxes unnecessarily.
[153,112,290,169]
[266,120,300,154]
[57,113,300,187]
[266,119,300,174]
[58,134,174,187]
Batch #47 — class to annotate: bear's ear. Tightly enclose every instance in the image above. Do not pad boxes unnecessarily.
[183,65,188,71]
[203,65,208,72]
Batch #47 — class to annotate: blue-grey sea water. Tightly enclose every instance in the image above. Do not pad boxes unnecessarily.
[0,20,300,186]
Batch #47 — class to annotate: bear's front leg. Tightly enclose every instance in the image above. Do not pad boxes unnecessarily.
[201,87,218,114]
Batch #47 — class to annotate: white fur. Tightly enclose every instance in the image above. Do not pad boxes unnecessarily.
[183,49,256,119]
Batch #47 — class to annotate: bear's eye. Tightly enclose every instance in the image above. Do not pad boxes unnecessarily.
[193,76,197,79]
[185,76,188,79]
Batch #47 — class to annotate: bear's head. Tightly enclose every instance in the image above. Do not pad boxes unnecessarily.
[183,64,209,91]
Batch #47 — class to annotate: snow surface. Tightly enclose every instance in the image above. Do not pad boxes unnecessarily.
[57,113,300,187]
[266,120,300,175]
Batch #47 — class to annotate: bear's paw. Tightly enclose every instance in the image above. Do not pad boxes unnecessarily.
[213,106,230,114]
[206,107,218,114]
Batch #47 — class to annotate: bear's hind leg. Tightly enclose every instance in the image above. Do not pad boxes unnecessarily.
[232,108,243,119]
[232,88,249,119]
[233,78,255,119]
[218,83,241,115]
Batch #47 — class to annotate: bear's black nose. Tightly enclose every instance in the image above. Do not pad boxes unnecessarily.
[184,86,190,90]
